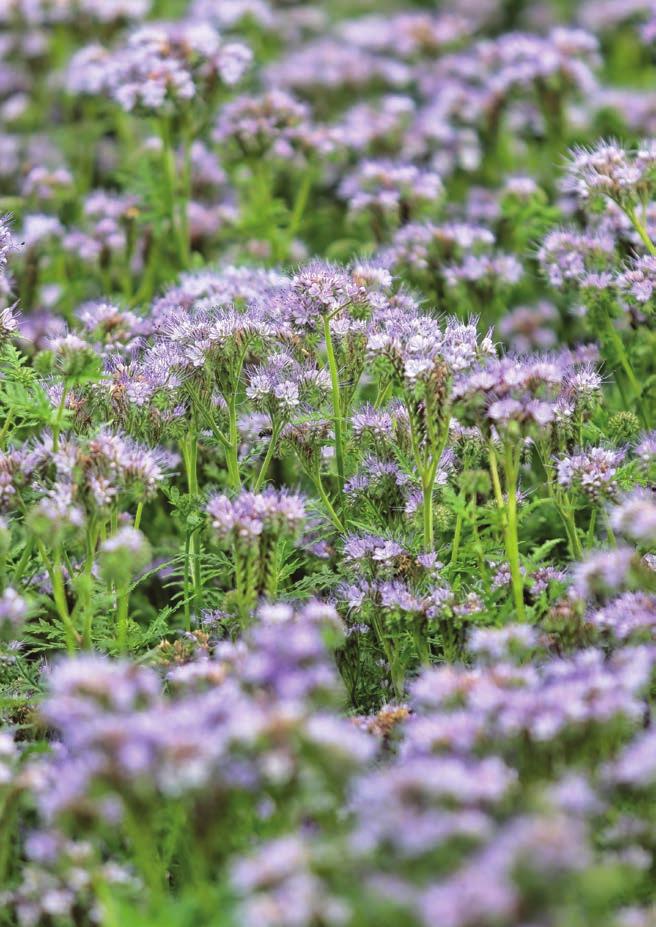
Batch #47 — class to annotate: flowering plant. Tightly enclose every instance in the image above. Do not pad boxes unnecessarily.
[3,4,656,927]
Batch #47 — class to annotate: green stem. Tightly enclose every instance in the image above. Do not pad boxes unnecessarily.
[602,314,649,427]
[181,428,202,619]
[421,430,450,551]
[12,538,34,587]
[178,123,192,267]
[116,584,130,654]
[323,313,346,520]
[38,541,77,652]
[81,519,100,649]
[502,443,526,622]
[51,387,68,454]
[183,530,191,632]
[605,510,617,547]
[313,471,345,534]
[488,446,507,523]
[226,394,242,490]
[587,507,597,547]
[372,612,403,700]
[422,475,434,551]
[285,168,313,252]
[469,494,488,584]
[450,508,463,569]
[0,410,13,450]
[134,501,144,531]
[625,206,656,257]
[160,117,188,271]
[254,422,281,491]
[559,501,583,560]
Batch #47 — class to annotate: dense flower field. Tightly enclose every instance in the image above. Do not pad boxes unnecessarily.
[4,0,656,924]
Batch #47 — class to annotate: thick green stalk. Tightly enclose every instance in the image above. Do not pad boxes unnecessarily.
[134,501,144,531]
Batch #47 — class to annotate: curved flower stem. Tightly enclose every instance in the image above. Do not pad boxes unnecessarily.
[624,206,656,257]
[313,470,345,534]
[323,313,346,522]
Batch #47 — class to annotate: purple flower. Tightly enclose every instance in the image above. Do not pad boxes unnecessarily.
[617,254,656,304]
[538,228,616,289]
[0,587,29,637]
[72,22,251,114]
[572,547,637,599]
[557,446,625,499]
[565,140,656,209]
[339,159,443,224]
[611,490,656,542]
[207,488,306,544]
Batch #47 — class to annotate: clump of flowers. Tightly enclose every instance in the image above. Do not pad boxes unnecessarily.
[207,488,307,618]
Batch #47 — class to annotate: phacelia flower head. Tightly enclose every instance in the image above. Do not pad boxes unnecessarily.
[557,446,625,500]
[564,139,656,211]
[74,21,251,115]
[339,159,443,230]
